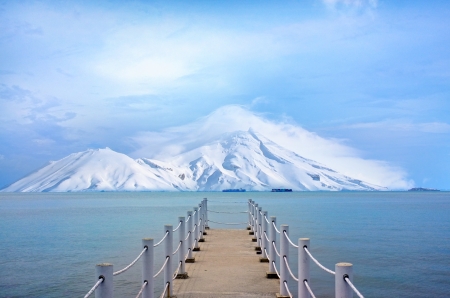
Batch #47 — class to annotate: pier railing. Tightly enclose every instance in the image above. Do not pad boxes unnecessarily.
[83,198,209,298]
[83,197,364,298]
[248,199,365,298]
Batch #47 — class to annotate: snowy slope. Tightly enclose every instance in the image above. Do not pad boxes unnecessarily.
[1,131,386,192]
[2,148,188,192]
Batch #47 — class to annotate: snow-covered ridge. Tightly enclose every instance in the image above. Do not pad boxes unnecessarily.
[1,130,386,192]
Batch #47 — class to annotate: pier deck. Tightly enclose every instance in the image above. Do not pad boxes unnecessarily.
[173,229,279,298]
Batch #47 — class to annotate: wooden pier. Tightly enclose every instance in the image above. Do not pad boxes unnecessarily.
[174,228,279,298]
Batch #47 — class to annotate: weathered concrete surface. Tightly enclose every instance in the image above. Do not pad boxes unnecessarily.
[173,229,279,298]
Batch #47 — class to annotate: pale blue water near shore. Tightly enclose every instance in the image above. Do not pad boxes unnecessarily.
[0,192,449,297]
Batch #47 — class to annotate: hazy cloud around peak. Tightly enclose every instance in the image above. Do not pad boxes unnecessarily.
[130,105,412,190]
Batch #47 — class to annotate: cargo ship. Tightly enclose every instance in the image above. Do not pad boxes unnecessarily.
[222,188,246,192]
[271,188,292,192]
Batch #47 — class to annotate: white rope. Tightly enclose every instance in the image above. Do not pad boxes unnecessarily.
[345,277,365,298]
[272,221,281,234]
[84,278,103,298]
[184,248,191,261]
[153,257,169,278]
[173,241,182,255]
[192,224,197,233]
[173,221,182,232]
[264,248,271,262]
[184,231,191,241]
[159,282,169,298]
[272,261,281,278]
[263,231,270,242]
[283,256,299,281]
[304,280,317,298]
[207,209,247,214]
[304,247,335,275]
[173,261,182,280]
[284,231,299,248]
[208,220,248,225]
[192,210,197,216]
[264,215,270,224]
[154,231,169,247]
[135,281,148,298]
[272,241,281,257]
[185,215,191,222]
[113,247,147,276]
[284,281,293,298]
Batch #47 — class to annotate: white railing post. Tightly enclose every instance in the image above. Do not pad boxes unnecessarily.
[177,217,187,278]
[261,211,268,259]
[280,224,289,297]
[253,204,259,242]
[199,203,204,242]
[164,225,173,297]
[267,216,277,278]
[257,207,262,250]
[248,199,252,230]
[193,207,200,251]
[95,263,113,298]
[204,198,209,229]
[186,211,194,263]
[298,238,310,298]
[335,263,353,298]
[142,238,154,298]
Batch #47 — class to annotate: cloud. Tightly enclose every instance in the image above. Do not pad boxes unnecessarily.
[342,120,450,134]
[322,0,378,10]
[129,105,412,189]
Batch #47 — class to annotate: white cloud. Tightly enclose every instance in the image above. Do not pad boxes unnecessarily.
[322,0,378,10]
[343,120,450,133]
[129,105,412,189]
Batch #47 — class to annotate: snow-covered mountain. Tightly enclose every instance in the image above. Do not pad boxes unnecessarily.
[1,130,386,192]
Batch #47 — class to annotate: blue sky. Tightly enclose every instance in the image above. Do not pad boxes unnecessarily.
[0,0,449,190]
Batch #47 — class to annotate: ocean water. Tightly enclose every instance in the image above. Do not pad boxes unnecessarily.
[0,192,449,297]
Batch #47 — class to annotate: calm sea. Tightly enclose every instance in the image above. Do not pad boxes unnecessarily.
[0,192,449,297]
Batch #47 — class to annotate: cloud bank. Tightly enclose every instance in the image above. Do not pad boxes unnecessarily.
[130,105,412,190]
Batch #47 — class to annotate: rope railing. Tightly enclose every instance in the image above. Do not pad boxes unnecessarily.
[184,248,191,261]
[272,221,281,234]
[113,247,147,276]
[283,281,293,298]
[84,277,103,298]
[304,280,317,298]
[135,281,147,298]
[263,231,270,242]
[184,231,191,241]
[272,241,281,257]
[208,209,247,214]
[173,261,182,280]
[208,219,248,225]
[304,247,335,275]
[159,282,169,298]
[283,256,299,282]
[345,276,365,298]
[154,231,169,247]
[173,221,182,232]
[153,257,169,278]
[284,231,299,248]
[264,215,270,224]
[172,241,182,255]
[185,215,191,222]
[272,261,281,278]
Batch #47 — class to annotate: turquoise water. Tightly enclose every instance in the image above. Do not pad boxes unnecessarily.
[0,192,449,297]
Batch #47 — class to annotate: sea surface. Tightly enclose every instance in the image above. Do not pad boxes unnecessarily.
[0,191,449,297]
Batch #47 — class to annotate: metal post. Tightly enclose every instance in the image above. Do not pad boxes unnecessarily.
[193,207,200,251]
[261,211,268,259]
[142,238,154,298]
[163,225,173,296]
[95,263,113,298]
[186,211,194,262]
[267,216,277,278]
[204,198,209,229]
[335,263,353,298]
[256,207,262,250]
[177,217,187,278]
[253,204,259,242]
[280,224,289,297]
[298,238,310,298]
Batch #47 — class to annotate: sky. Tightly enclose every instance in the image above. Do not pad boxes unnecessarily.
[0,0,449,190]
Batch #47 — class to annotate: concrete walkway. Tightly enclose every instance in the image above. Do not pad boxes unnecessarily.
[173,229,279,298]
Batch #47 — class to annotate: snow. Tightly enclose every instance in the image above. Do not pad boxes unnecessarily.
[1,130,387,192]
